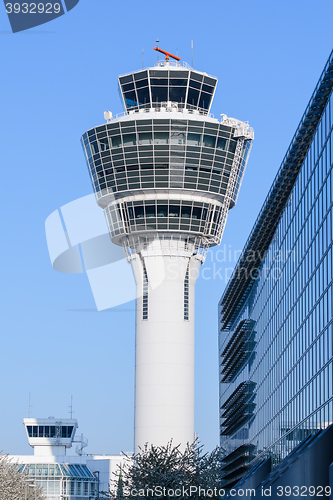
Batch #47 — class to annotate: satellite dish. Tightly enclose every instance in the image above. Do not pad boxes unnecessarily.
[104,110,113,121]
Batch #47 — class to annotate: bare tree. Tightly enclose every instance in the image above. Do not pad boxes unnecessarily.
[0,451,45,500]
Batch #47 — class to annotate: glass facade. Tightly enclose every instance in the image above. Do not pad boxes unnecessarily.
[105,198,224,241]
[118,67,217,112]
[81,117,250,203]
[26,425,74,439]
[81,113,252,250]
[20,463,97,500]
[218,50,333,488]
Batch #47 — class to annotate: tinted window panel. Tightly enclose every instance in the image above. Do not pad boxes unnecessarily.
[134,206,144,218]
[150,79,168,86]
[121,82,135,92]
[137,87,150,106]
[169,205,180,217]
[124,90,137,107]
[139,132,152,145]
[181,206,192,218]
[199,92,212,110]
[190,72,203,82]
[90,141,98,154]
[187,88,199,107]
[157,205,168,217]
[135,78,149,89]
[121,121,135,129]
[217,138,227,150]
[151,86,168,102]
[154,132,168,144]
[145,205,156,217]
[123,134,136,146]
[170,70,189,78]
[203,76,217,86]
[203,135,216,148]
[169,86,187,103]
[189,79,201,89]
[169,79,188,86]
[134,71,147,81]
[229,140,237,153]
[128,207,134,219]
[171,131,185,144]
[99,138,109,151]
[119,75,133,85]
[202,84,214,93]
[111,136,122,148]
[187,133,201,146]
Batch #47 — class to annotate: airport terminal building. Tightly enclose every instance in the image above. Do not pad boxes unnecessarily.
[219,49,333,491]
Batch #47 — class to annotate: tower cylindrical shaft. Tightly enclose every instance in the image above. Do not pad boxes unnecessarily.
[129,240,203,451]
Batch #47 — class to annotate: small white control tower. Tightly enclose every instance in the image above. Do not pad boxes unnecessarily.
[24,418,78,457]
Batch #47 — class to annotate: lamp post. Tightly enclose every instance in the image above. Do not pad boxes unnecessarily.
[93,470,100,499]
[25,479,35,500]
[28,483,37,500]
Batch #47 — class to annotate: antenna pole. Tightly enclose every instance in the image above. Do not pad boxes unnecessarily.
[28,393,32,418]
[156,38,159,62]
[69,395,74,419]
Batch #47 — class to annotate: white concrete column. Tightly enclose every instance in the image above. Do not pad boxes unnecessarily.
[129,240,203,452]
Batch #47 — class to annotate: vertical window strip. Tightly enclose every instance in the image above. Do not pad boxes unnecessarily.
[184,262,190,320]
[143,263,148,320]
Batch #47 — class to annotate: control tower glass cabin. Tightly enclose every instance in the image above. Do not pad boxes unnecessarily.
[81,55,254,452]
[24,418,78,457]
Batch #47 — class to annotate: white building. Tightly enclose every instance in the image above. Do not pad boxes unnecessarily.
[9,417,127,500]
[81,48,254,451]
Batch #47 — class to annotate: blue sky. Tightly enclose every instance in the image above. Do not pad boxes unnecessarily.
[1,0,333,455]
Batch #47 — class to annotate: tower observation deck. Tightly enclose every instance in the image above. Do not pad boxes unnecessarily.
[81,54,253,452]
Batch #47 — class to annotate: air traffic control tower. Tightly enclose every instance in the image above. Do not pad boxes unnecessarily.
[81,48,254,452]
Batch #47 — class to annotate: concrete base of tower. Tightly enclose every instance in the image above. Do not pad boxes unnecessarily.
[128,238,204,453]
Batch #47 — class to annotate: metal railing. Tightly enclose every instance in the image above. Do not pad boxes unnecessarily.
[106,102,215,122]
[105,105,254,140]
